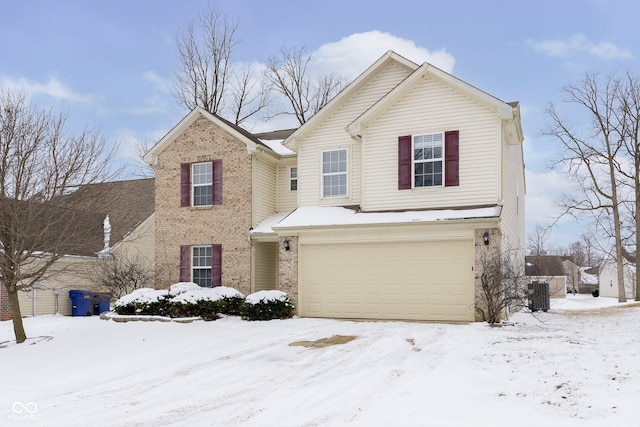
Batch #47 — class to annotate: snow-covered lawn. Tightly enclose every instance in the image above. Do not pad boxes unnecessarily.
[1,295,639,427]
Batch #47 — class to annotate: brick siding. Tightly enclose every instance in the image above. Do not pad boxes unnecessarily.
[154,116,253,296]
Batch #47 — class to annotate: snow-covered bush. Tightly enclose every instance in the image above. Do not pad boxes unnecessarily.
[213,286,246,315]
[240,290,295,321]
[113,288,172,316]
[113,284,246,320]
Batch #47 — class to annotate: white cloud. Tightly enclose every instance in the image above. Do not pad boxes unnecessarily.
[0,74,96,104]
[529,33,633,60]
[120,95,169,116]
[143,71,172,93]
[525,168,577,227]
[312,30,455,78]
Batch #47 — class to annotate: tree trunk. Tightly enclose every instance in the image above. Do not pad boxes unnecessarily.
[611,204,627,303]
[7,285,27,344]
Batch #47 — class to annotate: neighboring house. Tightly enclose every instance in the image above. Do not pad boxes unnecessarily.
[144,50,525,323]
[525,256,570,298]
[599,254,636,299]
[16,178,155,316]
[579,266,599,294]
[562,258,580,293]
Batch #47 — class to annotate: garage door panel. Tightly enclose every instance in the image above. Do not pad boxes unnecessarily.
[300,240,474,322]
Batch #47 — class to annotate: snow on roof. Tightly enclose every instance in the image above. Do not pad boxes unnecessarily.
[250,211,294,235]
[274,206,501,229]
[258,139,296,156]
[579,267,599,285]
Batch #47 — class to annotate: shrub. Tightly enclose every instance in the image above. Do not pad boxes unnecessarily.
[240,290,295,321]
[112,283,246,320]
[113,288,172,315]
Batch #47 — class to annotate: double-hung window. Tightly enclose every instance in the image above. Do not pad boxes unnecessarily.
[413,133,443,187]
[191,246,212,287]
[322,149,347,198]
[192,162,213,206]
[289,167,298,191]
[181,160,222,207]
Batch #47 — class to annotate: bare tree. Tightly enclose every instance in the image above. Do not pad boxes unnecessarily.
[229,63,271,126]
[173,5,269,125]
[616,71,639,300]
[90,255,154,300]
[526,224,549,255]
[544,71,637,302]
[264,45,348,125]
[173,5,237,116]
[0,89,117,343]
[475,248,527,324]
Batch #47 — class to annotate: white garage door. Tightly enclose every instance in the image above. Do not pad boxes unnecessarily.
[299,239,474,322]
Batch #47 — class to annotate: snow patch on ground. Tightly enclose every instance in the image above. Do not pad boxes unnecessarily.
[1,295,638,427]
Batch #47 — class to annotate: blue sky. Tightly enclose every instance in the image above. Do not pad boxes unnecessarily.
[1,0,638,250]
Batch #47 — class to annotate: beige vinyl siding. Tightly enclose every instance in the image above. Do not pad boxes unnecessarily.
[361,76,501,211]
[18,257,99,316]
[111,214,155,265]
[499,139,526,254]
[276,159,298,212]
[253,242,278,291]
[253,156,277,226]
[298,62,412,207]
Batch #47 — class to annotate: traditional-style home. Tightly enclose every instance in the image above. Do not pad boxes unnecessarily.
[144,50,525,322]
[15,178,155,316]
[599,252,636,299]
[525,256,570,298]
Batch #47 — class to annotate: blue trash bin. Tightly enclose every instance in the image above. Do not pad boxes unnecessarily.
[92,292,112,315]
[69,290,93,316]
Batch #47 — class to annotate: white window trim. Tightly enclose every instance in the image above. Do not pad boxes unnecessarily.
[412,132,444,189]
[191,245,212,287]
[192,162,213,207]
[289,166,298,192]
[320,148,348,199]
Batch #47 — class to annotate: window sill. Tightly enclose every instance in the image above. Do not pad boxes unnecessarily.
[190,205,213,210]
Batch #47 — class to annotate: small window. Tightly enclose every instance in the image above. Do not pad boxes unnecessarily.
[413,133,443,187]
[192,162,213,206]
[289,167,298,191]
[192,246,212,287]
[322,149,347,198]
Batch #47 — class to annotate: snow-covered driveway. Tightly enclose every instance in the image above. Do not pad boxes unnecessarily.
[1,295,638,427]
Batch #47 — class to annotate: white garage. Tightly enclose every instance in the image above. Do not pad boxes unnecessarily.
[298,239,475,322]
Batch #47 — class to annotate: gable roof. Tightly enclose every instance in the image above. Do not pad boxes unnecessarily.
[60,178,155,256]
[347,60,519,139]
[525,256,567,277]
[143,107,284,166]
[284,51,419,149]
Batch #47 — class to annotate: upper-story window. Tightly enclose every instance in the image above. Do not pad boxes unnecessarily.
[322,149,347,198]
[413,133,443,187]
[398,131,458,190]
[192,162,213,206]
[289,167,298,191]
[180,160,222,207]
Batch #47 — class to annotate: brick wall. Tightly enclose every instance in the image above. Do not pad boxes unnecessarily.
[278,235,298,312]
[474,227,502,321]
[154,116,253,296]
[0,284,10,321]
